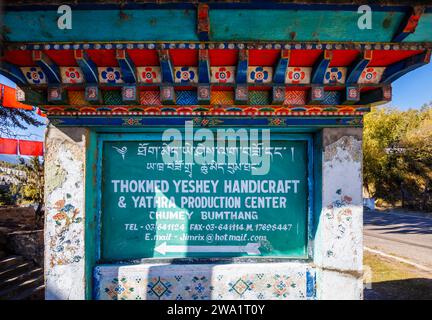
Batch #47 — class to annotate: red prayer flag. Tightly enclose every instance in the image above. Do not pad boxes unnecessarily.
[0,137,19,155]
[18,140,44,156]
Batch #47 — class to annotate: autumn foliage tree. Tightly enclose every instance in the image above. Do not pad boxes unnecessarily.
[363,104,432,211]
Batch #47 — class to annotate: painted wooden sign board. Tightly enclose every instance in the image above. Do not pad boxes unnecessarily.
[99,130,311,261]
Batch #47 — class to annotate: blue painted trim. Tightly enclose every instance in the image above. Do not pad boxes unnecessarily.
[159,50,174,83]
[393,32,411,43]
[198,50,211,83]
[84,130,98,300]
[33,52,61,83]
[50,116,363,127]
[306,135,314,260]
[75,51,99,84]
[346,52,372,84]
[116,50,136,83]
[381,50,431,84]
[273,50,289,83]
[311,51,332,84]
[306,268,317,299]
[0,61,27,85]
[95,135,104,262]
[236,50,248,83]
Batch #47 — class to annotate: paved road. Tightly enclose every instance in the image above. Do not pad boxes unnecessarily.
[364,210,432,268]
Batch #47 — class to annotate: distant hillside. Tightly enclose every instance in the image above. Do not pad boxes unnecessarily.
[0,155,30,165]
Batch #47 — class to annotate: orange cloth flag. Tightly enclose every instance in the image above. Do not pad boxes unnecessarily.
[0,84,33,110]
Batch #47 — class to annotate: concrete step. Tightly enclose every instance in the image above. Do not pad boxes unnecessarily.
[12,283,45,301]
[0,255,24,270]
[0,274,44,300]
[0,267,43,291]
[0,262,33,281]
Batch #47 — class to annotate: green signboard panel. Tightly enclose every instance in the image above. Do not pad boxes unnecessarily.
[99,130,310,261]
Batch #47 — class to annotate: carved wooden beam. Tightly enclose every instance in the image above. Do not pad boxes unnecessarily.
[392,6,425,42]
[32,50,61,83]
[311,50,332,84]
[273,50,290,84]
[346,50,372,84]
[116,49,136,83]
[381,50,431,84]
[74,50,98,83]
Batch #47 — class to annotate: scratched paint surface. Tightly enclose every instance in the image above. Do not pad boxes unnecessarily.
[44,126,86,300]
[210,10,405,42]
[3,9,198,42]
[320,134,362,271]
[2,9,414,43]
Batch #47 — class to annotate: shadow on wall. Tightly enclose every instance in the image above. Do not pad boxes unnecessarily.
[364,278,432,300]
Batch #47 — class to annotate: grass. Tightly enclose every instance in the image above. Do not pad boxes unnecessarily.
[364,251,432,300]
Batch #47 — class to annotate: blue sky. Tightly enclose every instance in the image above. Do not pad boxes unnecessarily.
[391,62,432,109]
[1,62,432,142]
[0,74,46,141]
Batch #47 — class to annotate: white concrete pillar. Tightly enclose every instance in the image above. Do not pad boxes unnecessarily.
[313,128,364,299]
[44,125,87,300]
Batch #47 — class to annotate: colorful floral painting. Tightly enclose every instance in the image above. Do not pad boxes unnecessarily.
[60,67,84,84]
[358,67,385,84]
[174,67,198,83]
[210,66,235,83]
[286,67,311,84]
[324,67,346,84]
[266,274,296,298]
[98,67,123,84]
[104,277,136,300]
[95,264,313,300]
[247,66,272,84]
[137,66,161,83]
[21,67,47,84]
[49,199,83,267]
[185,276,213,300]
[147,277,173,299]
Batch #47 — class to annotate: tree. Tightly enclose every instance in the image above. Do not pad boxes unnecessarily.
[11,157,44,219]
[363,104,432,211]
[0,107,44,137]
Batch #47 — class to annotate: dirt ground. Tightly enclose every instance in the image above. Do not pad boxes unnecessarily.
[363,251,432,300]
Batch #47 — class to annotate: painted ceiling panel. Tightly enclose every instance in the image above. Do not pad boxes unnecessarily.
[368,50,424,67]
[3,50,36,66]
[86,50,118,66]
[289,50,322,67]
[249,49,280,66]
[127,50,159,66]
[329,50,360,67]
[44,50,77,66]
[209,49,238,66]
[170,49,198,66]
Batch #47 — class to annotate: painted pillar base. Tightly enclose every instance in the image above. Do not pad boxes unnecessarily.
[314,128,364,300]
[44,125,87,300]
